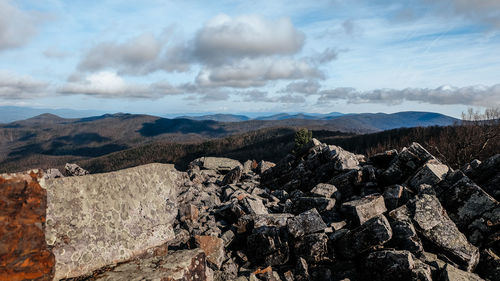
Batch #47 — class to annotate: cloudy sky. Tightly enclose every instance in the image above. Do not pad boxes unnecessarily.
[1,0,499,117]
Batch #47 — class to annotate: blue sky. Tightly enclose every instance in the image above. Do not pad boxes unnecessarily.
[0,0,499,117]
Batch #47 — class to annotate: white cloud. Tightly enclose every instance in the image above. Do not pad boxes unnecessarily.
[280,80,321,95]
[194,14,305,64]
[196,58,323,88]
[0,71,48,98]
[0,70,49,99]
[318,84,500,107]
[0,0,40,51]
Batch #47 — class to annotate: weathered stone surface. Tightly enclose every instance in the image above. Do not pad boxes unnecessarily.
[342,194,387,226]
[195,157,242,173]
[390,194,480,271]
[440,263,484,281]
[292,197,335,214]
[309,183,339,199]
[287,208,327,238]
[439,175,500,244]
[383,184,413,211]
[388,219,423,256]
[369,149,398,169]
[247,226,290,266]
[293,233,329,263]
[327,145,360,171]
[94,249,207,281]
[329,169,363,200]
[43,168,64,180]
[195,235,225,269]
[364,250,432,281]
[253,214,294,229]
[41,163,185,280]
[465,154,500,200]
[476,248,500,281]
[241,196,269,215]
[222,166,242,185]
[381,143,435,185]
[64,163,89,176]
[0,171,55,281]
[409,159,449,188]
[257,161,276,175]
[336,215,393,259]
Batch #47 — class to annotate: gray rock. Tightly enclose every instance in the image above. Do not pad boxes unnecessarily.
[364,250,432,281]
[369,149,398,169]
[476,248,500,281]
[292,196,336,214]
[383,184,413,211]
[241,196,269,215]
[439,174,500,245]
[293,233,329,263]
[329,169,363,200]
[42,163,184,280]
[326,144,360,171]
[295,257,310,281]
[440,263,484,281]
[388,219,423,256]
[341,194,387,226]
[408,159,449,188]
[222,166,242,185]
[193,157,242,173]
[93,249,207,281]
[287,208,327,238]
[257,160,276,175]
[247,226,290,266]
[253,213,294,229]
[43,168,64,180]
[64,163,89,176]
[465,154,500,200]
[309,183,339,199]
[389,194,480,272]
[382,143,435,185]
[336,215,393,259]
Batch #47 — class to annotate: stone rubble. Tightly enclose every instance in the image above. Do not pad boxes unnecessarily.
[3,139,500,280]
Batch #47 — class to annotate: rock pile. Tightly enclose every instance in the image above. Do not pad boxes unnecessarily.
[1,139,499,281]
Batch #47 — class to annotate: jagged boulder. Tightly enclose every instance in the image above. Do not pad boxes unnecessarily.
[341,194,387,226]
[93,249,208,281]
[390,194,480,271]
[381,143,435,185]
[336,215,393,259]
[64,163,89,176]
[465,154,500,200]
[191,157,242,174]
[287,208,327,238]
[364,250,432,281]
[247,226,290,266]
[41,163,187,280]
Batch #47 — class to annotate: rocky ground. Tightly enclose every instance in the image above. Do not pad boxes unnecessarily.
[2,139,499,281]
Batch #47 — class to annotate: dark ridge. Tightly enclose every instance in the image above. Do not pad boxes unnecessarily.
[138,118,228,137]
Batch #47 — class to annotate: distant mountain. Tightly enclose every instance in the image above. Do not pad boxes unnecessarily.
[175,114,250,122]
[255,112,344,120]
[326,111,458,130]
[0,106,106,124]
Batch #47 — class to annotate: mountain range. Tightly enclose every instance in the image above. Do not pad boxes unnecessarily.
[0,110,458,173]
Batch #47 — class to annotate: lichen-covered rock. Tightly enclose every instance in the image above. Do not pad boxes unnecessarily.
[369,149,398,169]
[387,219,423,256]
[93,249,207,281]
[309,183,339,199]
[341,194,387,226]
[293,233,329,263]
[292,196,335,214]
[43,168,64,180]
[465,154,500,200]
[0,171,55,281]
[408,159,449,188]
[390,194,480,271]
[257,161,276,175]
[381,143,435,185]
[336,215,393,259]
[440,263,484,281]
[476,248,500,281]
[42,163,186,280]
[383,184,413,211]
[222,166,242,185]
[195,235,225,269]
[364,250,432,281]
[64,163,89,176]
[247,226,290,266]
[253,214,294,229]
[287,208,327,238]
[194,157,242,173]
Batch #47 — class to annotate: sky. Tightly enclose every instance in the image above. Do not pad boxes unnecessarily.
[0,0,500,117]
